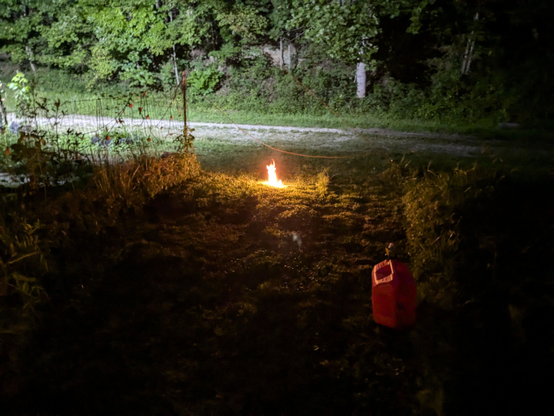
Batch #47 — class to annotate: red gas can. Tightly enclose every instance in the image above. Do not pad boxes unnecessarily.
[371,259,417,329]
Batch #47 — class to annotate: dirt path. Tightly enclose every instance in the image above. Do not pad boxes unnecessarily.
[7,113,553,159]
[10,112,477,139]
[9,111,476,137]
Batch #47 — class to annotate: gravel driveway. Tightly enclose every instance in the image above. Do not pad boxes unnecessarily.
[6,113,552,160]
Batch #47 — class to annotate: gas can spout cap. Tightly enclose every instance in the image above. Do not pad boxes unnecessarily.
[385,243,396,259]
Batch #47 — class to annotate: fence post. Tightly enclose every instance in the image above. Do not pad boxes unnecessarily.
[181,71,187,134]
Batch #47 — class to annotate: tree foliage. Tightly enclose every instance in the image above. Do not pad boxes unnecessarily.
[287,0,429,66]
[0,0,552,122]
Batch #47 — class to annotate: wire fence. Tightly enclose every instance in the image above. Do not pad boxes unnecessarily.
[6,89,188,146]
[2,72,382,160]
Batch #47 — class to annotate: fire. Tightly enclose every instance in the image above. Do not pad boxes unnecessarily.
[264,159,286,188]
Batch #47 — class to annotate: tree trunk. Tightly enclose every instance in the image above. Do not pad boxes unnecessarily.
[0,90,7,127]
[357,33,367,98]
[288,42,291,69]
[26,46,36,72]
[279,38,283,69]
[173,47,179,85]
[461,12,479,75]
[356,62,366,98]
[169,2,179,85]
[22,7,35,73]
[461,35,475,75]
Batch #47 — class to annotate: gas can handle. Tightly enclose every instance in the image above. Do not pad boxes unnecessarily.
[389,259,396,275]
[373,259,395,285]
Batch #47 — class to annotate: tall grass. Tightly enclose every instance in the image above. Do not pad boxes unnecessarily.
[92,152,201,210]
[0,67,506,134]
[0,92,200,338]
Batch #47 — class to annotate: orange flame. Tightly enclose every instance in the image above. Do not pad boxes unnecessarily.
[265,160,285,188]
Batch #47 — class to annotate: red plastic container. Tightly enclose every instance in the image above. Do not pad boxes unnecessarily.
[371,259,417,329]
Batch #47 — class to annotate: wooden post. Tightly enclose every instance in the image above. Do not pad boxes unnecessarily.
[181,71,187,134]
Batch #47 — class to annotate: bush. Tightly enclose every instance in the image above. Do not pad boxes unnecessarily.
[0,213,47,311]
[92,152,201,211]
[188,66,223,95]
[402,166,554,414]
[402,166,498,307]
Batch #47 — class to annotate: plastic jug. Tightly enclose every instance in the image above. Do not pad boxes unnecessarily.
[371,259,417,329]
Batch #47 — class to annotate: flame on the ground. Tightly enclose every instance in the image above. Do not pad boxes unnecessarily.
[263,159,286,188]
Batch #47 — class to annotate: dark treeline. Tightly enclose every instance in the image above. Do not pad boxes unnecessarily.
[1,0,553,124]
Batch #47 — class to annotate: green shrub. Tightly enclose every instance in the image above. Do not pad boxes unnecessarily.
[8,71,33,117]
[159,60,182,91]
[188,66,223,95]
[0,211,48,322]
[402,166,499,307]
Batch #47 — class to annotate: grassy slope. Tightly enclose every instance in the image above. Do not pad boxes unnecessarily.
[0,142,552,415]
[7,171,408,414]
[1,66,553,415]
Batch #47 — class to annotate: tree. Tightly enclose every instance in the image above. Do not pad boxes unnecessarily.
[0,0,51,72]
[287,0,431,98]
[267,0,296,69]
[1,0,216,88]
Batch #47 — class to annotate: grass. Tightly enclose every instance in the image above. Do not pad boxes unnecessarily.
[3,66,553,141]
[1,128,553,414]
[0,69,553,414]
[2,88,456,132]
[1,158,411,414]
